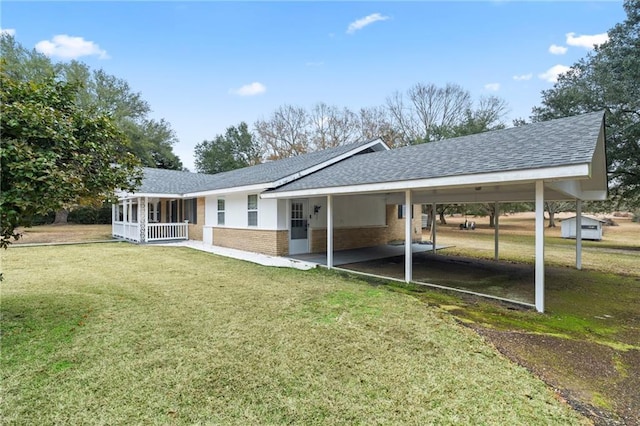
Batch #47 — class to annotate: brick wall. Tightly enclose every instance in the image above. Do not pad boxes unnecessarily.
[386,204,422,242]
[188,197,206,241]
[310,226,389,253]
[213,227,289,256]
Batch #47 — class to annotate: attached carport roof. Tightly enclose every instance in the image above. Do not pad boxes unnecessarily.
[262,112,607,202]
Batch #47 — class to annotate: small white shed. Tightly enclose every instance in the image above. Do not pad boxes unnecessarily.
[561,215,605,240]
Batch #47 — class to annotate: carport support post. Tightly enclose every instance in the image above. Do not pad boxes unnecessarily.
[405,190,412,283]
[576,199,582,270]
[535,181,545,313]
[431,202,437,254]
[327,194,333,269]
[494,201,500,261]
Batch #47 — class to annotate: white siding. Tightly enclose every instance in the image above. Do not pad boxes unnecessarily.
[561,216,603,240]
[205,191,280,230]
[308,195,386,229]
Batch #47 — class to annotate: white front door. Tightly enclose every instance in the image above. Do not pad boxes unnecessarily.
[289,199,309,255]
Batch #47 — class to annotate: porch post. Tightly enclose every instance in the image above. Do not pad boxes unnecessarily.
[405,190,412,283]
[327,194,333,269]
[123,199,128,223]
[535,181,545,313]
[430,203,436,254]
[576,199,582,270]
[494,201,500,261]
[111,203,116,236]
[140,197,148,242]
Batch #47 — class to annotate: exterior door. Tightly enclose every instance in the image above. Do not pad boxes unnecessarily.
[289,200,309,255]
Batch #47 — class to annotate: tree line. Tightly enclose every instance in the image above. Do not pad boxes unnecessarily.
[195,84,508,174]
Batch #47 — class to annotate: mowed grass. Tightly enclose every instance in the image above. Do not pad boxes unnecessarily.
[1,244,585,425]
[433,214,639,276]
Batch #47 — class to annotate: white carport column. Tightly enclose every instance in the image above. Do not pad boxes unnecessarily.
[535,181,545,313]
[405,190,412,283]
[431,202,437,254]
[327,194,333,269]
[576,199,582,270]
[494,201,500,261]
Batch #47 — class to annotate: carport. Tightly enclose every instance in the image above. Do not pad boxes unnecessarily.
[263,112,608,312]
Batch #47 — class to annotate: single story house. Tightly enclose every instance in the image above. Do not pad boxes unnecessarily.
[114,111,608,313]
[561,215,606,240]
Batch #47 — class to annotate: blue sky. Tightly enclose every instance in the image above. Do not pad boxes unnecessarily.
[2,1,626,171]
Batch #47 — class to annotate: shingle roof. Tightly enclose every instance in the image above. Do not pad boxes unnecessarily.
[267,111,604,194]
[135,138,381,195]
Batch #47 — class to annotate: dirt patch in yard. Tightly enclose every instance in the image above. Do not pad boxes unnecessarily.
[473,328,640,426]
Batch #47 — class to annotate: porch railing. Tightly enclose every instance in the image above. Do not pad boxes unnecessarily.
[112,222,141,242]
[146,222,189,242]
[113,221,188,242]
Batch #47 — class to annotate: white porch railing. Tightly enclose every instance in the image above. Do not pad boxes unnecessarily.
[113,221,188,242]
[112,222,141,242]
[146,222,189,242]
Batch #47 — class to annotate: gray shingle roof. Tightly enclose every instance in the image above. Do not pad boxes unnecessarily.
[267,111,604,194]
[135,138,380,195]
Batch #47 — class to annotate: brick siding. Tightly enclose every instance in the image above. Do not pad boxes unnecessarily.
[213,227,289,256]
[187,197,205,241]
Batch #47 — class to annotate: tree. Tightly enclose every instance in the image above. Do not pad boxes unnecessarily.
[545,201,573,228]
[309,102,359,150]
[194,122,261,174]
[254,105,310,160]
[356,106,401,147]
[1,70,142,248]
[386,82,508,145]
[532,0,640,207]
[1,34,182,224]
[123,118,183,170]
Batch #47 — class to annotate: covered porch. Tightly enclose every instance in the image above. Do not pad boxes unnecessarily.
[112,197,192,243]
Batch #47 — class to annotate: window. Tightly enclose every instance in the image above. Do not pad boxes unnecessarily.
[217,199,225,225]
[184,198,198,224]
[248,194,258,226]
[397,204,413,219]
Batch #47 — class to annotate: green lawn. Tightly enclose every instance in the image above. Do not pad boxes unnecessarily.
[1,243,585,425]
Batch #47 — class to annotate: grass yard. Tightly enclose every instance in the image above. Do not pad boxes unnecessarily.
[13,224,113,245]
[1,244,585,425]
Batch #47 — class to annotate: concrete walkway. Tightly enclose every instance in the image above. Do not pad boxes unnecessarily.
[154,240,317,270]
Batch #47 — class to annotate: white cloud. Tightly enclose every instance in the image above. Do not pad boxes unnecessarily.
[0,28,16,36]
[566,32,609,49]
[513,73,533,81]
[35,34,109,59]
[484,83,500,92]
[548,44,568,55]
[538,64,571,83]
[229,82,266,96]
[305,61,324,67]
[346,13,389,34]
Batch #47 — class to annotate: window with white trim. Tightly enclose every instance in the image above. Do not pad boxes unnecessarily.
[397,204,413,219]
[247,194,258,226]
[217,199,225,225]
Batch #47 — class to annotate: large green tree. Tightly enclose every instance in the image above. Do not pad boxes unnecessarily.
[0,70,142,248]
[194,122,261,174]
[1,34,183,172]
[532,0,640,207]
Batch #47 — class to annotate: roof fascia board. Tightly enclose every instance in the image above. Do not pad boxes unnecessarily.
[261,163,591,199]
[184,139,387,197]
[119,192,183,199]
[186,183,269,198]
[270,138,388,188]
